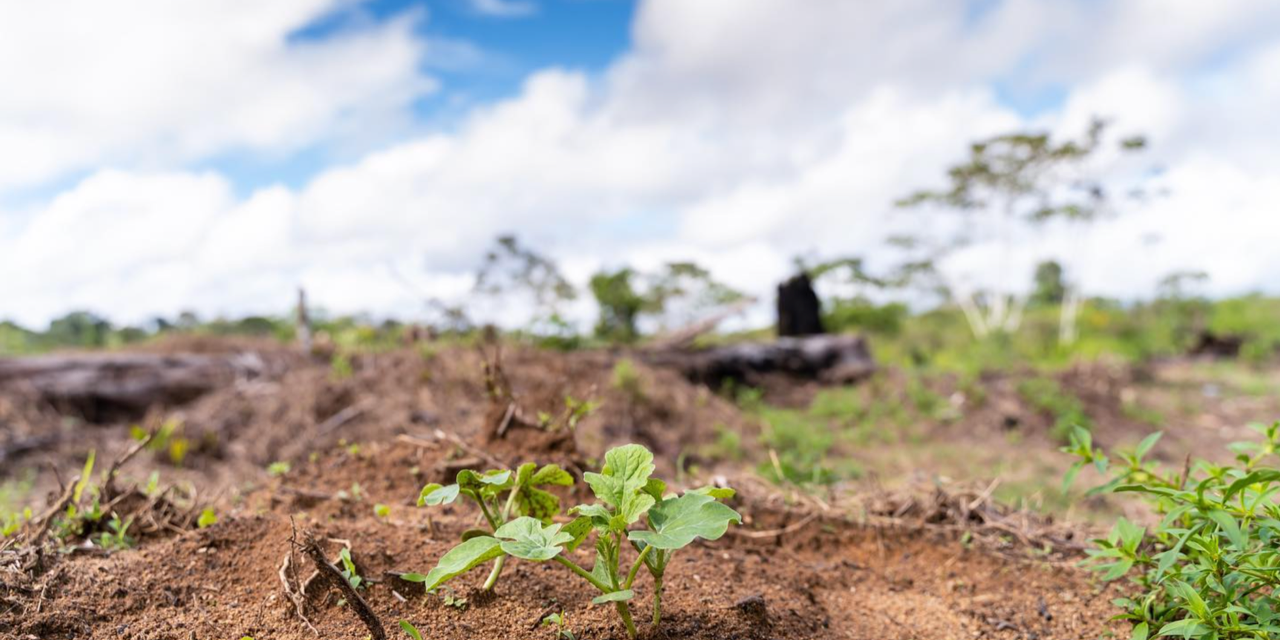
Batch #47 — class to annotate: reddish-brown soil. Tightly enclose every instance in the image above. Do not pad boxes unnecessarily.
[1,340,1209,639]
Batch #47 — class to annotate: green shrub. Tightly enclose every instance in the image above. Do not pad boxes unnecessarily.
[1064,422,1280,639]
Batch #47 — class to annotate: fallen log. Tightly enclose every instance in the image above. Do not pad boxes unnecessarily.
[0,352,266,422]
[645,334,875,387]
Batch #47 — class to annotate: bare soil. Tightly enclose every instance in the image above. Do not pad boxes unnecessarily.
[6,339,1263,639]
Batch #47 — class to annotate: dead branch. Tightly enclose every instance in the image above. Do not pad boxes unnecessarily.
[301,532,385,640]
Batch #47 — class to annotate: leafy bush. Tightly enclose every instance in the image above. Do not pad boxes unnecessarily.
[1064,423,1280,639]
[412,444,740,638]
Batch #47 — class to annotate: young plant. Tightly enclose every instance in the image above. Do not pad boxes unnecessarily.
[1064,422,1280,639]
[414,444,740,638]
[541,611,577,639]
[416,460,575,590]
[338,546,364,589]
[95,514,135,551]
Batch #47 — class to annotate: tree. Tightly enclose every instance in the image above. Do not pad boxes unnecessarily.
[46,311,112,348]
[588,262,744,342]
[1031,260,1066,306]
[590,268,647,343]
[474,235,577,335]
[898,117,1149,342]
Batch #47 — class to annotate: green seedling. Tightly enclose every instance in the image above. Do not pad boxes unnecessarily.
[267,461,291,477]
[374,503,391,519]
[542,611,577,639]
[197,508,218,529]
[414,444,740,638]
[96,514,135,551]
[338,546,363,589]
[1065,421,1280,638]
[415,460,575,590]
[398,620,424,640]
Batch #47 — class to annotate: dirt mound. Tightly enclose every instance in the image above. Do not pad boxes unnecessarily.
[2,438,1121,640]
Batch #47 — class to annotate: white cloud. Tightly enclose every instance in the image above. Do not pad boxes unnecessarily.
[3,0,1280,329]
[0,0,433,190]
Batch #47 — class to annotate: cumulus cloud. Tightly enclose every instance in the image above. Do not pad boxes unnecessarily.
[2,0,1279,328]
[0,0,433,190]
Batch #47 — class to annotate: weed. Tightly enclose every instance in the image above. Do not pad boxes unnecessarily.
[1064,422,1280,638]
[412,444,740,638]
[95,514,135,551]
[267,461,291,477]
[374,503,391,519]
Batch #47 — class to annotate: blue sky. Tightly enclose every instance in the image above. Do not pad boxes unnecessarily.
[2,0,1279,328]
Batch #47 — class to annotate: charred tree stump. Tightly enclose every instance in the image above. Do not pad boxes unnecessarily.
[776,274,824,337]
[645,334,875,388]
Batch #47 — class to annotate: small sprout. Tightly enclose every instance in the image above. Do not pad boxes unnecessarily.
[440,587,468,610]
[542,611,577,639]
[338,547,364,589]
[267,461,291,477]
[96,515,135,551]
[374,503,391,519]
[197,508,218,529]
[143,471,161,497]
[398,621,424,640]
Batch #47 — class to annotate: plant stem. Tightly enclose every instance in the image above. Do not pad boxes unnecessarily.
[553,555,612,593]
[472,494,501,530]
[483,555,505,590]
[623,544,652,589]
[501,482,521,520]
[615,601,638,638]
[651,576,663,627]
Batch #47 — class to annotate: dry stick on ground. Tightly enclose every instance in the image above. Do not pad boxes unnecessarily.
[280,523,319,636]
[102,432,155,501]
[730,512,820,540]
[300,532,385,640]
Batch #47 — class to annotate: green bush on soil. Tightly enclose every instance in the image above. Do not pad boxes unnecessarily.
[411,444,740,638]
[1065,422,1280,639]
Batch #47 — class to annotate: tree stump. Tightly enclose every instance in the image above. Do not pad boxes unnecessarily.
[776,273,824,337]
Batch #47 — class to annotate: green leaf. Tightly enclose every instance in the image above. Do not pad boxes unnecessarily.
[688,485,736,501]
[516,485,562,523]
[627,493,742,550]
[422,536,505,591]
[642,478,668,502]
[1208,510,1247,550]
[399,620,424,640]
[197,508,218,529]
[1156,618,1211,638]
[1225,470,1280,501]
[74,450,96,503]
[1131,622,1149,640]
[583,444,655,510]
[420,483,460,506]
[561,516,594,552]
[494,516,573,561]
[399,572,428,582]
[591,589,634,604]
[531,464,573,486]
[1135,432,1163,459]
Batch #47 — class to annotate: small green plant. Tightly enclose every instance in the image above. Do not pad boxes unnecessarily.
[440,587,468,609]
[413,460,575,590]
[267,461,291,477]
[1064,421,1280,639]
[197,508,218,529]
[95,514,135,551]
[338,546,363,589]
[542,611,577,639]
[133,419,190,466]
[374,503,391,519]
[412,444,740,638]
[398,620,424,640]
